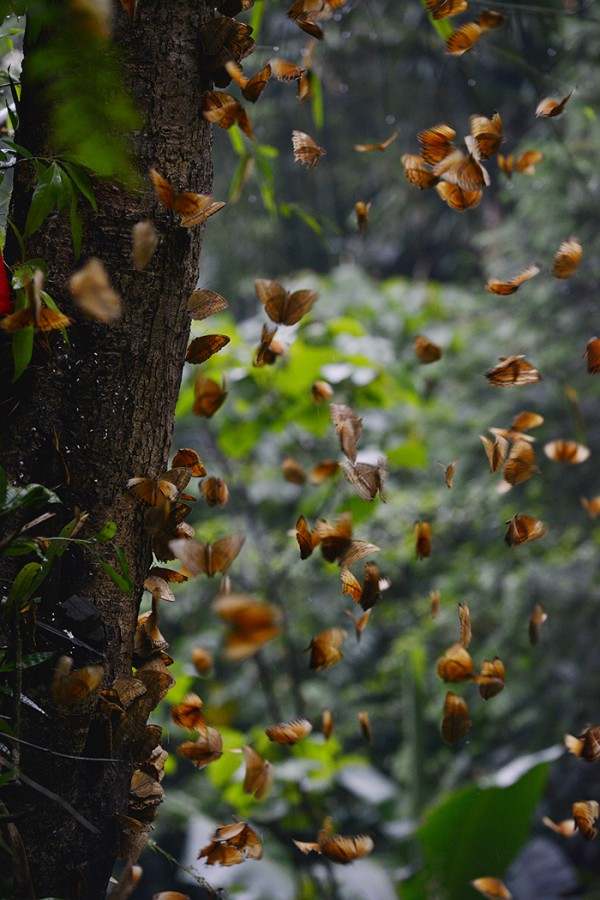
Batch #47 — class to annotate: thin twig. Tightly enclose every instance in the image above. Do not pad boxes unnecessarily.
[148,838,226,899]
[2,732,121,762]
[0,757,99,834]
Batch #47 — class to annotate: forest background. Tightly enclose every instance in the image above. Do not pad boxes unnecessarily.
[1,1,600,898]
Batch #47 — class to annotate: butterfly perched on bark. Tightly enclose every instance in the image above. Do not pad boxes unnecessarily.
[150,168,225,227]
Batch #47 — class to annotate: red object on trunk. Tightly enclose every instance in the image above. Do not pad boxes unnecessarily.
[0,246,12,313]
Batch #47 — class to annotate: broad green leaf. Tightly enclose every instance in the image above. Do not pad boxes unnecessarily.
[3,482,60,515]
[98,559,131,595]
[62,161,98,212]
[11,324,33,382]
[114,546,133,593]
[7,561,42,607]
[24,162,63,237]
[402,760,550,900]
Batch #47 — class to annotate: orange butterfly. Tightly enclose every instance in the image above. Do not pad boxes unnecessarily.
[270,57,306,82]
[187,289,228,320]
[583,336,600,374]
[354,129,399,152]
[201,476,229,508]
[305,627,347,670]
[573,800,599,840]
[435,181,482,211]
[225,61,271,103]
[255,278,318,325]
[265,717,312,744]
[536,89,574,118]
[485,355,541,386]
[504,513,546,547]
[564,726,600,763]
[469,111,503,159]
[330,403,363,462]
[528,602,547,645]
[355,200,371,235]
[417,123,456,165]
[168,534,245,577]
[437,643,475,682]
[193,374,228,418]
[292,130,326,168]
[243,745,274,800]
[441,691,471,746]
[185,333,230,365]
[485,264,540,295]
[414,334,442,363]
[470,877,512,899]
[150,168,225,228]
[503,440,538,485]
[402,153,440,190]
[341,458,387,502]
[552,237,582,279]
[201,91,254,139]
[543,440,590,464]
[478,657,505,699]
[426,0,469,19]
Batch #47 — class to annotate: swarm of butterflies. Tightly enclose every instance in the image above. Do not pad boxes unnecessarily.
[8,0,597,894]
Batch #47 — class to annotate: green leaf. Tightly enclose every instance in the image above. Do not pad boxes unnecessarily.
[115,546,132,592]
[310,71,324,130]
[3,482,60,515]
[98,559,131,595]
[7,561,42,607]
[11,324,33,382]
[94,521,117,543]
[228,124,245,156]
[62,161,98,212]
[402,760,551,899]
[387,439,428,469]
[24,162,64,237]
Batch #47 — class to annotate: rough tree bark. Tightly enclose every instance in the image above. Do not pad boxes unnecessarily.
[0,2,216,897]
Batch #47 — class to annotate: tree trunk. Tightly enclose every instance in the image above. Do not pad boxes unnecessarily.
[0,2,214,897]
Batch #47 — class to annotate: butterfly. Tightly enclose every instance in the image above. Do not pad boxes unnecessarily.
[536,89,574,118]
[70,258,122,324]
[418,123,456,165]
[498,149,544,178]
[185,334,230,364]
[170,691,205,730]
[265,717,313,744]
[435,181,482,211]
[402,154,440,190]
[150,169,225,227]
[354,129,399,152]
[305,627,347,670]
[572,800,599,841]
[294,817,374,864]
[341,562,390,610]
[439,460,457,488]
[478,657,505,699]
[564,726,600,763]
[433,149,490,192]
[255,278,318,325]
[414,334,442,363]
[469,111,503,159]
[192,374,228,418]
[503,440,538,485]
[458,601,471,648]
[485,264,540,295]
[425,0,469,19]
[213,592,281,660]
[270,58,306,82]
[253,323,285,367]
[414,520,431,559]
[330,403,363,462]
[441,691,471,746]
[437,643,475,682]
[1,267,71,334]
[201,476,229,508]
[552,237,582,279]
[543,440,590,464]
[201,91,254,139]
[355,200,371,235]
[470,877,513,899]
[53,656,104,704]
[292,130,326,168]
[341,458,387,502]
[187,289,228,320]
[225,60,271,103]
[179,725,224,769]
[480,434,509,472]
[200,17,256,69]
[132,220,159,270]
[504,513,547,547]
[171,448,206,477]
[199,821,263,865]
[168,534,245,576]
[242,745,274,800]
[127,467,193,507]
[528,602,547,645]
[485,355,541,386]
[583,337,600,374]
